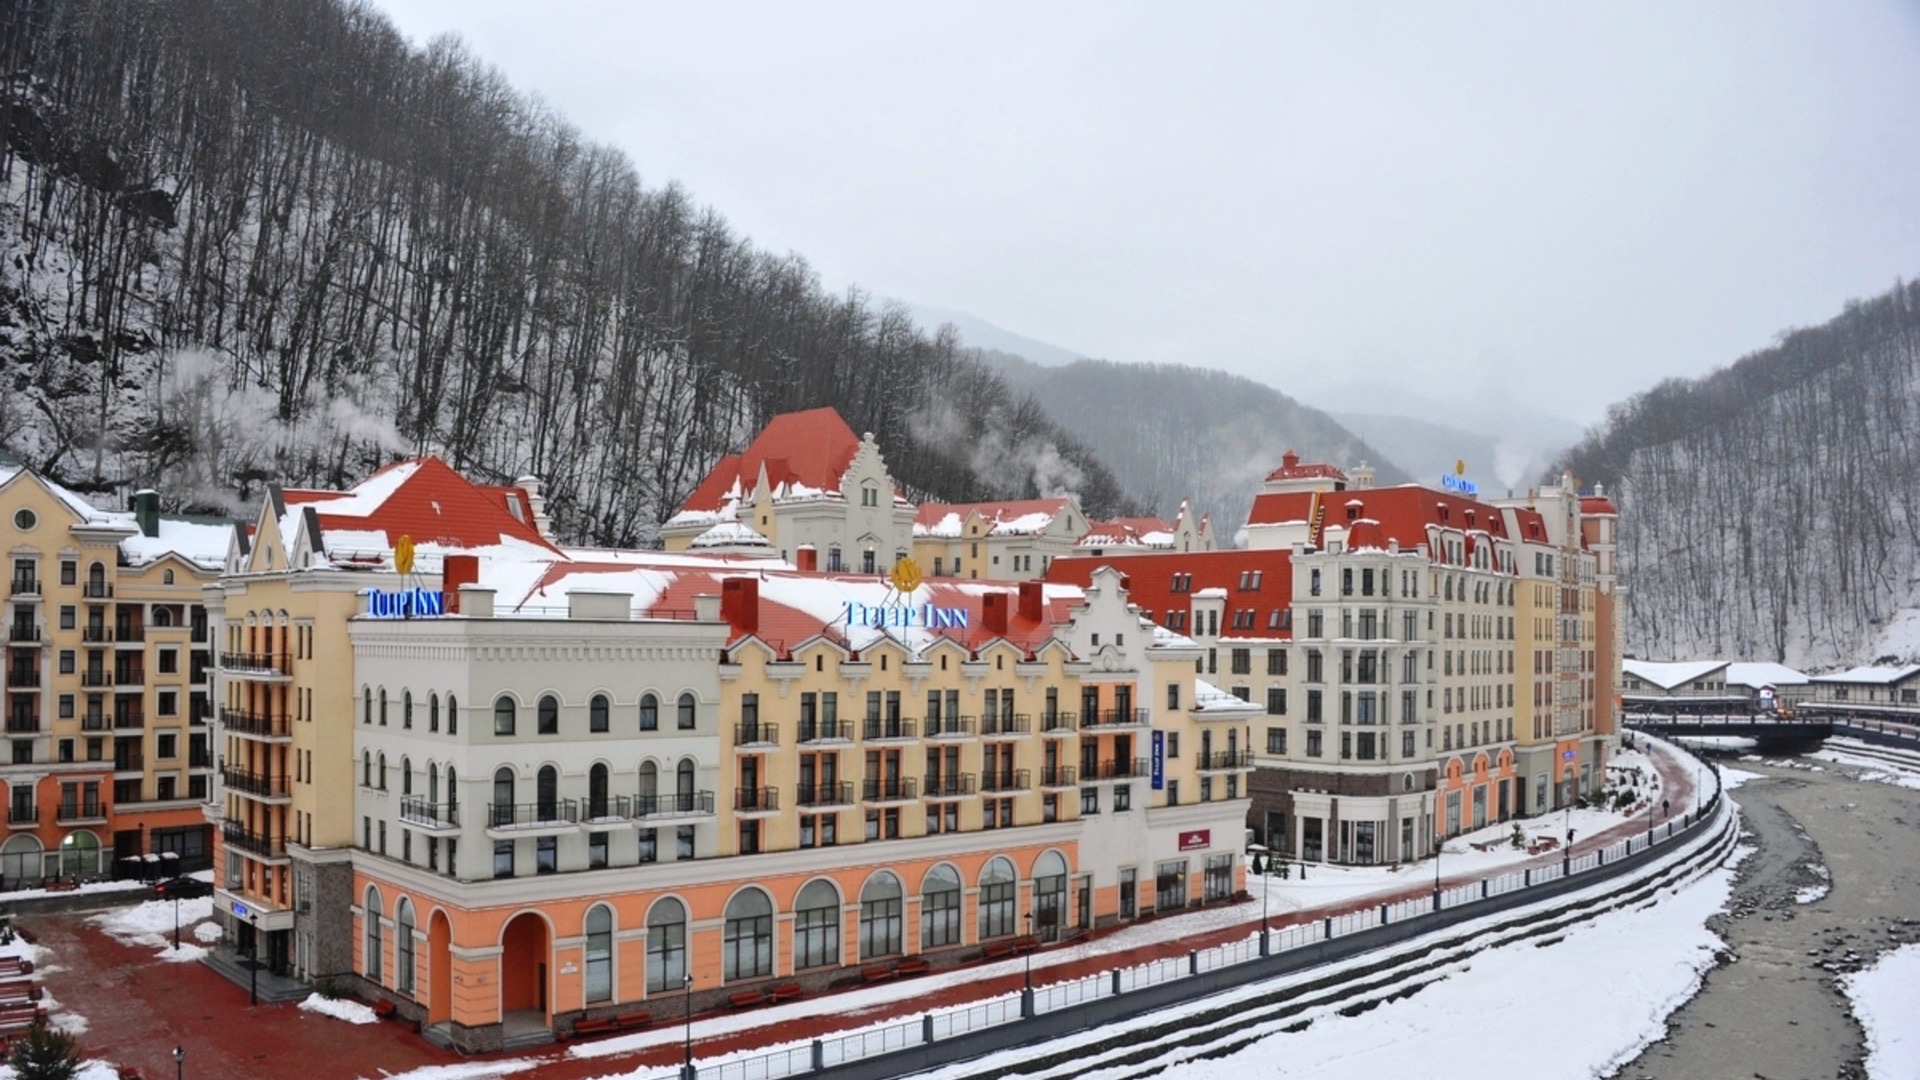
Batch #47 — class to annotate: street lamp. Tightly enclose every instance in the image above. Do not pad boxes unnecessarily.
[1433,829,1443,911]
[172,1045,185,1080]
[248,914,259,1007]
[681,970,694,1080]
[1256,848,1271,956]
[168,884,180,950]
[1020,912,1035,1019]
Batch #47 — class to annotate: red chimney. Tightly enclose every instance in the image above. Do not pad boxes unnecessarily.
[721,577,760,634]
[795,545,817,572]
[982,593,1010,635]
[1018,580,1044,623]
[442,555,479,613]
[1282,450,1300,470]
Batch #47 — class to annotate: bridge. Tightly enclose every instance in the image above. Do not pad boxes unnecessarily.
[1624,711,1832,745]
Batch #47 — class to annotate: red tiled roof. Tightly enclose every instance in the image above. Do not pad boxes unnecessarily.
[1248,485,1547,551]
[1264,449,1348,483]
[283,457,559,554]
[1047,549,1295,640]
[678,407,864,513]
[914,498,1072,531]
[1580,496,1619,515]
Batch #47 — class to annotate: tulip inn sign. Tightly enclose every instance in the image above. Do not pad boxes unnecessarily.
[365,586,447,619]
[841,558,969,629]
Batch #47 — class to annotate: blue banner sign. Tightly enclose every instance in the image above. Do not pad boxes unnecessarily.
[1151,730,1166,790]
[365,587,447,619]
[1440,474,1478,496]
[842,602,969,629]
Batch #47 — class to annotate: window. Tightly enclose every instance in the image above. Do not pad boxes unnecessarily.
[1230,649,1251,675]
[589,694,609,733]
[1204,855,1235,901]
[794,880,840,969]
[1306,730,1322,757]
[395,899,416,994]
[584,905,614,1003]
[978,856,1017,939]
[1080,787,1099,814]
[640,693,658,730]
[1154,860,1188,911]
[647,898,688,991]
[536,836,557,874]
[493,696,516,736]
[677,693,696,730]
[1266,687,1287,715]
[363,886,384,982]
[1114,784,1131,811]
[157,732,177,759]
[1267,728,1287,754]
[921,865,962,947]
[859,872,904,959]
[1166,683,1180,710]
[429,693,440,732]
[537,695,559,734]
[724,889,776,981]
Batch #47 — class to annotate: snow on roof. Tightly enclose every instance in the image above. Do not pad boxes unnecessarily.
[1192,587,1228,599]
[913,499,1071,538]
[691,521,772,548]
[120,516,235,570]
[0,463,120,524]
[1192,679,1261,713]
[1811,664,1920,685]
[676,408,875,518]
[281,456,559,562]
[1724,662,1809,689]
[1621,659,1730,690]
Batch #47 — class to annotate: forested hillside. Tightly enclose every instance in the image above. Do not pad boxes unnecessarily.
[984,352,1408,534]
[0,0,1135,546]
[1560,280,1920,666]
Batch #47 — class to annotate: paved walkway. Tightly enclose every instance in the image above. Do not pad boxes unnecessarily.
[26,741,1704,1080]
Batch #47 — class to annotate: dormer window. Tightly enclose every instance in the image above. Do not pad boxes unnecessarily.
[505,493,525,521]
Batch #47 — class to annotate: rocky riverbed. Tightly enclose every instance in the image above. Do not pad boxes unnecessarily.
[1619,753,1920,1080]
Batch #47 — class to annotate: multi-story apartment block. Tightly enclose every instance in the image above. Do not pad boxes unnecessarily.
[2,466,226,887]
[1073,501,1217,558]
[911,497,1087,580]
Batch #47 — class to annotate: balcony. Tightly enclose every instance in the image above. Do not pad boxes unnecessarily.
[485,800,579,838]
[4,670,40,689]
[113,626,145,644]
[579,795,634,824]
[1086,708,1152,730]
[79,670,113,688]
[218,652,292,679]
[6,624,39,644]
[220,708,291,740]
[220,768,290,799]
[78,711,110,732]
[114,754,145,774]
[923,773,977,798]
[1040,711,1077,734]
[189,750,213,769]
[1088,758,1151,780]
[981,713,1031,737]
[220,823,286,860]
[861,717,918,741]
[81,626,112,643]
[733,787,780,814]
[1196,750,1254,771]
[398,797,460,833]
[981,769,1031,793]
[861,777,918,803]
[113,668,145,688]
[8,576,39,598]
[733,722,779,748]
[6,805,38,828]
[796,721,852,744]
[112,709,145,731]
[1038,766,1079,788]
[81,582,113,599]
[56,801,108,825]
[634,790,716,819]
[795,781,854,808]
[925,716,976,739]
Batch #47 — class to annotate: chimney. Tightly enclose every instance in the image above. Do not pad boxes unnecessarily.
[1018,580,1044,623]
[721,577,760,634]
[693,593,721,622]
[514,475,554,539]
[1281,450,1300,470]
[982,592,1010,636]
[795,545,817,572]
[441,554,479,613]
[458,585,495,618]
[131,489,159,538]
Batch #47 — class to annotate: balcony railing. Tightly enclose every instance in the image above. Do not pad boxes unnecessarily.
[113,709,145,730]
[114,754,145,773]
[861,717,918,740]
[487,800,579,828]
[188,750,213,768]
[1038,766,1079,787]
[219,652,292,676]
[6,805,38,826]
[795,781,854,808]
[221,768,289,798]
[733,787,780,812]
[981,769,1031,793]
[981,713,1031,737]
[580,795,633,821]
[4,716,35,735]
[113,626,145,644]
[1196,750,1254,770]
[1087,708,1152,729]
[6,624,39,644]
[8,576,39,597]
[796,721,852,744]
[733,722,779,747]
[399,797,459,828]
[79,670,113,687]
[1088,758,1151,780]
[634,790,716,818]
[81,581,113,599]
[923,773,977,797]
[113,668,145,687]
[1041,711,1078,733]
[80,712,110,732]
[861,777,918,802]
[219,708,291,738]
[4,670,39,689]
[925,716,976,738]
[57,801,107,824]
[81,626,113,643]
[220,823,285,858]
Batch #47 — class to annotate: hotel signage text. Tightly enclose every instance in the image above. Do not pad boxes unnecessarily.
[842,602,969,629]
[365,587,447,619]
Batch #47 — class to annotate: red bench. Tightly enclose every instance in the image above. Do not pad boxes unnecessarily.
[861,965,895,984]
[981,940,1016,961]
[728,990,765,1009]
[42,880,78,893]
[895,958,931,977]
[370,999,397,1020]
[768,982,802,1003]
[566,1009,648,1038]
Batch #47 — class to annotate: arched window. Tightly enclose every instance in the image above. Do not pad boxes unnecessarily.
[536,765,558,821]
[364,886,384,982]
[428,762,439,804]
[493,695,516,736]
[362,750,373,787]
[363,687,373,725]
[403,690,413,729]
[921,864,962,948]
[428,693,439,733]
[676,693,696,730]
[646,898,687,992]
[1033,851,1068,942]
[162,568,175,585]
[491,767,515,827]
[376,752,387,790]
[793,879,840,969]
[378,688,388,726]
[723,889,773,981]
[447,767,457,812]
[589,694,609,733]
[400,756,412,796]
[584,905,614,1003]
[859,872,903,959]
[638,761,659,812]
[979,856,1017,939]
[538,694,559,735]
[588,764,609,819]
[395,899,416,994]
[676,759,696,807]
[639,693,658,731]
[447,694,458,735]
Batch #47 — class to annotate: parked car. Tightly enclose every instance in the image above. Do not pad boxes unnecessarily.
[151,875,213,899]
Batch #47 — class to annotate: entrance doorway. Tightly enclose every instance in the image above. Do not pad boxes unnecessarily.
[500,913,550,1018]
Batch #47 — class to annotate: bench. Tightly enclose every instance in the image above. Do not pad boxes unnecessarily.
[370,999,397,1020]
[568,1017,618,1038]
[981,940,1016,962]
[895,958,931,977]
[728,990,765,1009]
[0,958,31,976]
[861,965,895,984]
[42,879,78,893]
[768,982,802,1003]
[1012,936,1040,956]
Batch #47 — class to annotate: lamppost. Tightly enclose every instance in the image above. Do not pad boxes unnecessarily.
[1433,830,1443,911]
[168,883,180,950]
[1564,827,1576,877]
[681,970,695,1080]
[172,1045,185,1080]
[1258,848,1271,956]
[1020,912,1035,1019]
[248,914,259,1007]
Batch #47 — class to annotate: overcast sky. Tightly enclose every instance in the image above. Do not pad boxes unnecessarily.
[372,1,1920,425]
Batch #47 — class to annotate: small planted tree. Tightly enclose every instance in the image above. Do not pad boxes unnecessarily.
[9,1019,81,1080]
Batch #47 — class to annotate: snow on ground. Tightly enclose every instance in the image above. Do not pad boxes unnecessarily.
[1809,745,1920,790]
[0,1063,122,1080]
[1718,764,1766,789]
[1843,943,1920,1080]
[1795,863,1831,904]
[194,920,223,943]
[0,879,147,902]
[86,896,217,959]
[299,992,379,1024]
